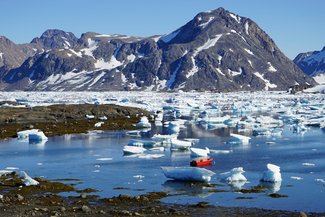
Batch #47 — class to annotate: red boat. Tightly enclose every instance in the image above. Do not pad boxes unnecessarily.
[190,157,213,167]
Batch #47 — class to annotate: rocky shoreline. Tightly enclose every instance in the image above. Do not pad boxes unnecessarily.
[0,102,150,139]
[1,172,322,217]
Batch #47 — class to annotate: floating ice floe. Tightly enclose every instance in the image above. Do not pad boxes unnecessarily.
[220,167,247,182]
[137,154,164,159]
[170,138,192,150]
[302,162,315,167]
[167,122,180,133]
[260,163,282,182]
[190,147,210,157]
[290,176,303,180]
[123,146,146,155]
[230,133,251,144]
[0,170,13,176]
[135,116,151,128]
[209,149,232,154]
[20,171,39,186]
[96,158,113,161]
[161,166,215,183]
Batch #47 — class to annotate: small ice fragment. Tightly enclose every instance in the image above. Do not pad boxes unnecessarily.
[290,176,303,180]
[37,163,43,166]
[94,165,100,168]
[92,170,100,173]
[137,154,164,159]
[5,167,19,170]
[86,114,95,119]
[99,116,107,120]
[94,122,104,127]
[302,163,315,166]
[133,175,145,179]
[220,167,247,182]
[96,158,113,161]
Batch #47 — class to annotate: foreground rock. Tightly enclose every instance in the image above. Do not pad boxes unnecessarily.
[0,103,150,139]
[0,173,322,217]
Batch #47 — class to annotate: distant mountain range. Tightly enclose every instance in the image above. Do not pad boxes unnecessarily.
[0,7,316,91]
[294,47,325,77]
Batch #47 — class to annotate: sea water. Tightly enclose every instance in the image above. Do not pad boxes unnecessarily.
[0,125,324,212]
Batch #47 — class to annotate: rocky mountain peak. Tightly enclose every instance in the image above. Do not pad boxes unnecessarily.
[31,29,78,49]
[294,46,325,76]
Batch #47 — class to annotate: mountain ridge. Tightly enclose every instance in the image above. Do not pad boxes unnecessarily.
[0,7,316,91]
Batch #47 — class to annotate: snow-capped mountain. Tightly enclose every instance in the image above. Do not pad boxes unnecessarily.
[0,7,315,91]
[294,46,325,83]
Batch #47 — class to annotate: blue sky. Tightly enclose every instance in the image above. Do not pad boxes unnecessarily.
[0,0,324,59]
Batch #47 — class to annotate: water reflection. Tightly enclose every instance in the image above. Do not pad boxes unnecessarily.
[259,181,282,194]
[162,180,214,198]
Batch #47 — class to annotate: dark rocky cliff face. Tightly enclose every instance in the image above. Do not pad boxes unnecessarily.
[0,8,316,91]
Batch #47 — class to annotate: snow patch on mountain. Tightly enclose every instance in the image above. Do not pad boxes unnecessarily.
[186,35,222,78]
[228,68,242,77]
[267,62,277,72]
[81,39,98,58]
[229,13,241,23]
[254,72,277,90]
[198,17,214,28]
[245,22,249,35]
[95,57,123,70]
[244,48,254,55]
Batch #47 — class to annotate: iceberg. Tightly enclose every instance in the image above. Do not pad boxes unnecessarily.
[190,147,210,157]
[135,116,151,128]
[170,138,192,150]
[123,145,146,155]
[220,167,247,182]
[161,166,215,183]
[17,129,41,140]
[167,122,180,133]
[260,163,282,182]
[28,130,48,142]
[20,171,39,186]
[230,133,251,144]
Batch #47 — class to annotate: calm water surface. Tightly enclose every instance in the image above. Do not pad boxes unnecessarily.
[0,124,325,212]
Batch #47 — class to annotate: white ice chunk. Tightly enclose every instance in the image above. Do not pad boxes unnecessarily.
[161,166,215,183]
[171,138,192,150]
[302,162,315,167]
[230,133,251,144]
[190,147,210,157]
[220,167,247,182]
[260,163,282,182]
[94,122,104,127]
[123,146,146,155]
[135,116,151,128]
[20,171,39,186]
[96,158,113,161]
